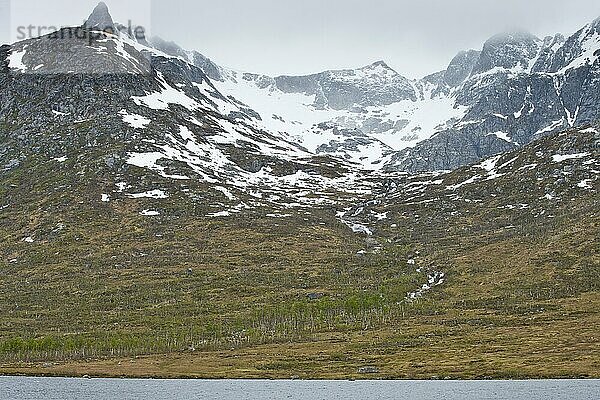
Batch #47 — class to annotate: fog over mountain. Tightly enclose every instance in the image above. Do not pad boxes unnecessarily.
[4,0,600,77]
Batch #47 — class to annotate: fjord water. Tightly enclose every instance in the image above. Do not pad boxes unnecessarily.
[1,377,599,400]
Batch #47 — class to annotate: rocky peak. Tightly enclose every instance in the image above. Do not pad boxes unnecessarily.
[542,33,566,48]
[83,2,115,32]
[537,17,600,74]
[444,49,481,87]
[583,16,600,39]
[351,60,402,79]
[148,36,187,58]
[484,30,540,46]
[471,30,541,75]
[530,34,566,73]
[149,36,224,81]
[364,60,393,70]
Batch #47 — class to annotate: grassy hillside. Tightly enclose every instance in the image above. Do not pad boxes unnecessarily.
[0,129,598,379]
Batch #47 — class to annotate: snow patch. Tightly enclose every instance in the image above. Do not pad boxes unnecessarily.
[487,131,515,144]
[213,186,236,201]
[476,155,502,172]
[348,223,373,235]
[120,111,151,129]
[446,175,480,191]
[207,211,231,218]
[140,210,160,216]
[8,48,27,71]
[127,189,168,199]
[552,153,590,162]
[132,72,203,111]
[577,179,593,189]
[535,119,564,135]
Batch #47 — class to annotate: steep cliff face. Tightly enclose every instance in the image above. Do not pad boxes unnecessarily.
[444,50,481,87]
[384,20,600,172]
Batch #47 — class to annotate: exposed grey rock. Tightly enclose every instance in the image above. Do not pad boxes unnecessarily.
[418,70,449,99]
[385,129,517,172]
[5,28,152,75]
[302,122,393,167]
[444,50,481,87]
[83,2,115,32]
[536,17,600,74]
[358,366,379,374]
[531,34,566,73]
[307,293,325,300]
[3,159,19,171]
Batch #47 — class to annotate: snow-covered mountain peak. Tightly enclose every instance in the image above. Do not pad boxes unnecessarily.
[365,60,392,69]
[140,13,600,173]
[352,60,396,74]
[324,60,408,86]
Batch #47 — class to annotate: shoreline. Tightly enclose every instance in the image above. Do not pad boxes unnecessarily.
[2,374,599,381]
[1,359,597,381]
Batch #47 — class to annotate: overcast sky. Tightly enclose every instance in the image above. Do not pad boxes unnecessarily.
[4,0,600,78]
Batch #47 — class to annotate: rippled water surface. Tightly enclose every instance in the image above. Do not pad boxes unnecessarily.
[1,377,599,399]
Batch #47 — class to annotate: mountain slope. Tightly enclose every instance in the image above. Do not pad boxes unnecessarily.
[1,119,597,378]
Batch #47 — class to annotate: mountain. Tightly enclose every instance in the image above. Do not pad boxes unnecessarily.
[272,61,417,110]
[388,20,600,172]
[149,19,600,172]
[146,38,442,170]
[0,21,374,214]
[211,61,467,170]
[0,3,599,379]
[147,37,223,82]
[443,49,481,87]
[471,31,541,75]
[83,1,115,32]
